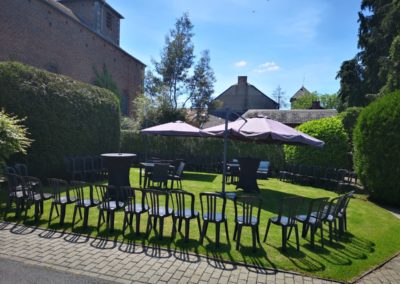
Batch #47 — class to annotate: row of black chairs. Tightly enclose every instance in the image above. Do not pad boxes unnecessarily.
[4,172,354,252]
[279,164,358,191]
[65,156,108,181]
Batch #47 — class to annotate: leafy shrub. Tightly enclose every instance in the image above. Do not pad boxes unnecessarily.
[338,107,363,142]
[284,117,350,168]
[0,62,120,177]
[120,131,285,173]
[0,110,32,168]
[353,90,400,206]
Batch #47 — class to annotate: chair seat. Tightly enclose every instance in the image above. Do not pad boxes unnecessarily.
[77,199,101,207]
[173,209,199,219]
[53,196,73,204]
[236,215,258,225]
[149,206,173,217]
[42,193,53,200]
[9,191,24,198]
[295,214,308,222]
[99,201,124,210]
[203,212,226,222]
[125,203,149,214]
[270,216,296,226]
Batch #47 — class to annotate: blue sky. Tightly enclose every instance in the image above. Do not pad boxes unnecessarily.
[108,0,361,104]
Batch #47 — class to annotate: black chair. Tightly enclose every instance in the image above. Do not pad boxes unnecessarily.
[21,176,46,222]
[337,191,354,234]
[170,190,201,241]
[257,161,270,180]
[148,163,170,189]
[48,178,77,226]
[70,181,100,229]
[5,173,25,218]
[96,184,124,232]
[264,197,301,251]
[199,192,229,248]
[318,195,346,243]
[121,186,149,236]
[294,197,329,248]
[14,163,29,176]
[83,156,96,181]
[145,189,173,239]
[233,195,262,251]
[169,161,185,189]
[71,157,85,180]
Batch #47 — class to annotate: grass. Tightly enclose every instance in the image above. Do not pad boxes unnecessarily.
[1,168,400,282]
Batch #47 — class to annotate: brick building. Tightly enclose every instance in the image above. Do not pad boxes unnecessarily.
[0,0,145,116]
[210,76,279,119]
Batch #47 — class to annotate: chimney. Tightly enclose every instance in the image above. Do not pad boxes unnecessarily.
[310,101,323,109]
[238,76,247,85]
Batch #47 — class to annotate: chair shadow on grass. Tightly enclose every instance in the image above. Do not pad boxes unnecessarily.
[173,238,201,263]
[183,172,218,183]
[238,245,278,274]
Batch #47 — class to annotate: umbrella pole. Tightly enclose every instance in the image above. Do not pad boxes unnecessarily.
[222,109,229,193]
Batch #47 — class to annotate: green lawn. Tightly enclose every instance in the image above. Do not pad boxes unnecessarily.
[1,168,400,282]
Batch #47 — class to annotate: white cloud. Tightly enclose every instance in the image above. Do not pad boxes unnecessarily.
[254,62,280,73]
[234,60,247,67]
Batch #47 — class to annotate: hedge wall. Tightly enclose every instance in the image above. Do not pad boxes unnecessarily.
[284,117,350,169]
[121,131,285,174]
[353,91,400,206]
[0,62,120,177]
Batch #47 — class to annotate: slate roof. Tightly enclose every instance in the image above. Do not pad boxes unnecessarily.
[243,109,338,125]
[290,86,311,102]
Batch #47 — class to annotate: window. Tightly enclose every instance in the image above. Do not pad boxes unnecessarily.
[106,12,112,29]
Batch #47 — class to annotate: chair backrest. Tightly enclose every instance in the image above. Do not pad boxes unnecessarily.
[306,197,329,222]
[95,184,120,208]
[200,192,226,221]
[276,197,302,225]
[14,163,29,176]
[92,156,102,171]
[84,156,94,172]
[120,186,146,212]
[339,190,355,213]
[5,166,16,175]
[6,173,22,193]
[145,188,170,216]
[152,163,170,182]
[170,190,195,217]
[175,161,186,177]
[22,176,43,199]
[234,195,262,225]
[48,178,70,202]
[323,195,346,219]
[258,161,270,172]
[70,180,88,204]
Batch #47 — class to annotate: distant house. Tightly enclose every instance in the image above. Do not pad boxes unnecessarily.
[243,109,338,127]
[210,76,279,119]
[0,0,145,116]
[290,86,311,109]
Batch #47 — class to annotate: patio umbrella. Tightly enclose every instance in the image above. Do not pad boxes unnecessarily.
[201,115,324,192]
[141,120,209,137]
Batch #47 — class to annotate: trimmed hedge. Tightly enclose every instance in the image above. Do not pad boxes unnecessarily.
[353,91,400,206]
[284,117,350,169]
[0,62,120,177]
[120,131,285,174]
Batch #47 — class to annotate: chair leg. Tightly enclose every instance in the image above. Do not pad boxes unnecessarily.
[216,222,221,248]
[146,216,152,237]
[72,206,78,229]
[196,215,201,235]
[224,220,230,244]
[282,226,288,251]
[34,201,41,222]
[172,216,177,239]
[122,212,128,236]
[110,211,115,232]
[159,217,164,239]
[48,203,54,225]
[135,214,141,235]
[236,224,242,250]
[233,223,238,241]
[328,222,333,243]
[263,219,271,242]
[184,218,190,242]
[178,218,183,232]
[256,226,261,244]
[97,210,102,231]
[251,226,257,252]
[295,225,300,251]
[55,204,60,217]
[83,207,89,228]
[320,224,324,248]
[60,204,66,226]
[310,224,315,248]
[199,221,208,244]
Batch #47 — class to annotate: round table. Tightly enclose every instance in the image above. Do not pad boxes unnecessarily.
[101,153,136,188]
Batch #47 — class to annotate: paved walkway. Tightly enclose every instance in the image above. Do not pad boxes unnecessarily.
[0,221,337,284]
[355,253,400,284]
